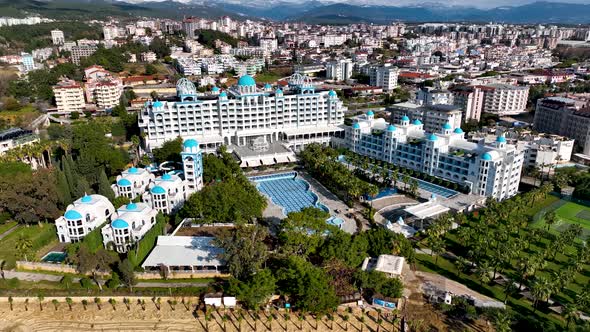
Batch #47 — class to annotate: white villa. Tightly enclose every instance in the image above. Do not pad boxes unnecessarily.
[55,194,115,243]
[142,172,187,214]
[101,202,158,253]
[112,166,155,200]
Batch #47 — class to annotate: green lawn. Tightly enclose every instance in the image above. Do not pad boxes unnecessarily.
[0,224,56,269]
[554,201,590,229]
[0,221,17,235]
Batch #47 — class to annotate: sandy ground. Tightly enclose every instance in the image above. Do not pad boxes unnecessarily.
[0,300,400,332]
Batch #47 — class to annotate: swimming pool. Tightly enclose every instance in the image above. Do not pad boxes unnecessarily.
[413,177,458,198]
[41,252,67,263]
[251,172,325,215]
[367,187,398,201]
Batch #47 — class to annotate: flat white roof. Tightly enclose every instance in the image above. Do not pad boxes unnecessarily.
[404,201,450,219]
[141,236,224,268]
[375,255,405,275]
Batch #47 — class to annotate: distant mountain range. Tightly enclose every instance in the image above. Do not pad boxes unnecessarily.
[3,0,590,24]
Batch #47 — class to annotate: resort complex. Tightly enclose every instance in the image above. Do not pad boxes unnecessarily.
[345,112,524,200]
[4,10,590,332]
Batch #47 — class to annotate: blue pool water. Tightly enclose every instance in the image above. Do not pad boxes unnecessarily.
[368,187,398,201]
[414,178,458,198]
[41,252,67,263]
[251,172,324,215]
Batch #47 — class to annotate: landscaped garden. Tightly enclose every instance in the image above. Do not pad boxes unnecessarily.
[419,183,590,330]
[0,224,56,269]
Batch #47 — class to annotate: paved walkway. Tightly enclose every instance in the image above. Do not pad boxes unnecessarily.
[0,224,19,241]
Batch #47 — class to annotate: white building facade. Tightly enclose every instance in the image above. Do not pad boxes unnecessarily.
[346,112,524,200]
[55,194,116,243]
[138,74,346,153]
[112,166,155,200]
[101,202,158,253]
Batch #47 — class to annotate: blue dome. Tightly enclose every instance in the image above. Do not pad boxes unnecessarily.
[219,91,227,98]
[184,139,199,149]
[427,133,438,141]
[454,128,464,134]
[276,88,283,94]
[128,167,138,174]
[496,135,507,143]
[237,75,256,86]
[64,210,82,220]
[80,195,92,203]
[482,152,493,161]
[126,203,138,210]
[413,119,422,125]
[153,100,163,108]
[328,90,337,97]
[111,219,129,229]
[401,115,410,122]
[118,178,132,186]
[161,173,172,180]
[387,124,397,132]
[151,186,166,194]
[212,86,219,91]
[443,123,452,130]
[367,111,374,116]
[352,123,361,129]
[264,83,272,88]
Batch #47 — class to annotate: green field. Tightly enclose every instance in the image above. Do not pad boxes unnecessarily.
[533,199,590,239]
[0,224,56,269]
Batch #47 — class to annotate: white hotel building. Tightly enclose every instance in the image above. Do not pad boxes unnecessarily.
[112,166,155,200]
[138,74,346,154]
[346,112,524,200]
[101,202,158,253]
[55,194,115,243]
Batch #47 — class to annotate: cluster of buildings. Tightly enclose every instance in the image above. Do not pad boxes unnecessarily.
[55,138,203,253]
[52,65,123,113]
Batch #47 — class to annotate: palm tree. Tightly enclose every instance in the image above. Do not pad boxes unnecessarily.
[15,235,33,261]
[37,295,44,311]
[237,312,244,332]
[66,297,73,311]
[376,318,383,332]
[544,211,558,231]
[531,276,552,312]
[24,298,29,311]
[563,304,579,329]
[8,296,13,311]
[123,298,130,310]
[267,313,274,331]
[222,314,229,332]
[476,261,492,286]
[51,299,59,311]
[94,297,102,310]
[343,314,350,331]
[284,313,291,332]
[493,312,512,332]
[81,299,88,310]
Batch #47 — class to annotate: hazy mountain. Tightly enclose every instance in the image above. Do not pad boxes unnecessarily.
[3,0,590,24]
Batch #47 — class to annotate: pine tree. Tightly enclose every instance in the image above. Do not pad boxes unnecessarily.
[97,168,115,201]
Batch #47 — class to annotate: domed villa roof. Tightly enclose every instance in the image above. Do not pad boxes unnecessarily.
[212,86,219,92]
[387,124,397,131]
[367,110,374,116]
[161,173,172,181]
[117,178,132,186]
[237,75,256,86]
[126,203,138,210]
[442,122,452,130]
[151,186,166,194]
[128,167,138,174]
[482,152,493,161]
[454,128,464,134]
[496,135,507,143]
[64,209,82,220]
[183,139,199,149]
[328,90,337,97]
[401,115,410,122]
[152,100,163,108]
[80,194,92,203]
[111,218,129,229]
[413,119,422,125]
[427,133,438,141]
[352,123,361,129]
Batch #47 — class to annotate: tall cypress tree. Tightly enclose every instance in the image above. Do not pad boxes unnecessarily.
[61,155,77,197]
[74,177,92,198]
[55,167,72,207]
[97,168,115,201]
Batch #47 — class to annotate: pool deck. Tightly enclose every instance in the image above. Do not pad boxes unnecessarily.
[258,171,358,234]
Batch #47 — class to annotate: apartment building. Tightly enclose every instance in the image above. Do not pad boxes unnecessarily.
[51,29,64,45]
[53,79,85,113]
[480,83,529,116]
[71,45,98,65]
[370,65,399,91]
[450,85,484,122]
[326,59,353,81]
